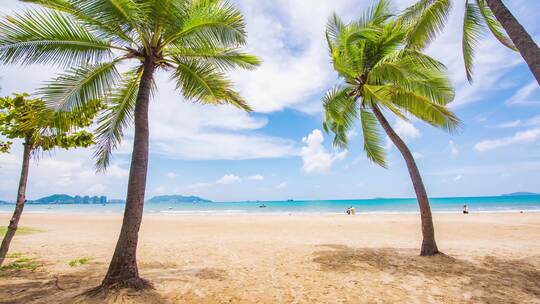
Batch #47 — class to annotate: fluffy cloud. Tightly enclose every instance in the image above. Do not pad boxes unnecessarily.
[216,174,242,185]
[300,129,347,173]
[475,128,540,152]
[167,172,177,179]
[394,119,421,141]
[248,174,265,181]
[507,81,540,105]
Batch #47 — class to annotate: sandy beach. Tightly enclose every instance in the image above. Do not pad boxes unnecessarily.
[0,212,539,303]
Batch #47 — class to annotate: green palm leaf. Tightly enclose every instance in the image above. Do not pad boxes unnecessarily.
[38,61,121,111]
[0,9,114,66]
[172,58,251,111]
[476,0,516,50]
[462,0,485,83]
[360,108,387,167]
[322,86,357,149]
[400,0,451,49]
[165,46,261,71]
[20,0,135,44]
[94,69,141,171]
[163,1,246,47]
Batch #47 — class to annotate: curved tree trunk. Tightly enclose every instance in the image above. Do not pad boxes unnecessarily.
[101,58,155,289]
[486,0,540,85]
[372,106,439,256]
[0,141,32,266]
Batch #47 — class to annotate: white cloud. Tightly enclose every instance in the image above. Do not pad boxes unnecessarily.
[143,77,300,161]
[216,174,242,185]
[412,152,424,160]
[394,119,421,141]
[454,175,463,181]
[276,182,287,189]
[231,0,362,113]
[448,140,459,157]
[507,81,539,105]
[167,172,177,179]
[475,127,540,152]
[248,174,265,181]
[493,120,523,128]
[492,114,540,129]
[386,119,421,149]
[300,129,347,174]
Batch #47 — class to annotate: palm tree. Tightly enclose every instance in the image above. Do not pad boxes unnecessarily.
[0,93,95,266]
[322,0,460,256]
[401,0,540,84]
[0,0,259,289]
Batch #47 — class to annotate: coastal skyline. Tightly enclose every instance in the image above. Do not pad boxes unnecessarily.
[1,0,540,202]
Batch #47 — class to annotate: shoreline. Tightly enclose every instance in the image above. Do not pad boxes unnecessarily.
[1,209,539,216]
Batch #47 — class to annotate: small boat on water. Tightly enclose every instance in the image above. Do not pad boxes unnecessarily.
[259,204,267,208]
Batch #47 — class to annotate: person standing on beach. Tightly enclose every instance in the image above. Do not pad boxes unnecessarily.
[463,205,469,214]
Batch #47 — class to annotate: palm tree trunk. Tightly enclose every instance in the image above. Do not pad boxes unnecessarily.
[101,58,155,289]
[0,141,32,266]
[485,0,540,85]
[372,106,439,256]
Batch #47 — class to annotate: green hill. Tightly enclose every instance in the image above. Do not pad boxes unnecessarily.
[147,195,211,203]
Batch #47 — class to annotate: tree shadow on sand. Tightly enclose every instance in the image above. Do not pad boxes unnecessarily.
[312,245,540,303]
[0,260,228,304]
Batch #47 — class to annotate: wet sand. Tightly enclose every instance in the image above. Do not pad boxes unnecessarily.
[0,212,539,303]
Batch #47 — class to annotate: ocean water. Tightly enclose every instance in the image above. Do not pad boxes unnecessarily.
[1,195,540,215]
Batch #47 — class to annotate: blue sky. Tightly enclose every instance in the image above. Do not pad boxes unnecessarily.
[1,0,540,202]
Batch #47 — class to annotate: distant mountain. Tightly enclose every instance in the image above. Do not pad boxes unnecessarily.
[147,195,211,203]
[0,200,9,205]
[35,194,73,203]
[30,194,108,204]
[501,192,540,196]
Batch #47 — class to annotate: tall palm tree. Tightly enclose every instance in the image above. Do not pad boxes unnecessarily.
[0,93,95,266]
[401,0,540,84]
[323,0,460,256]
[0,0,260,289]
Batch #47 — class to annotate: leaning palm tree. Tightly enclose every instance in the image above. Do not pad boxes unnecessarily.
[0,0,259,289]
[401,0,540,84]
[323,0,460,256]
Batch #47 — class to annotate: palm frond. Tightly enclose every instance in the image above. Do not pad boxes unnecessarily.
[93,69,141,171]
[165,45,261,71]
[163,0,246,48]
[389,86,460,132]
[0,9,115,66]
[20,0,135,44]
[38,61,121,111]
[360,108,387,167]
[476,0,516,50]
[326,12,346,51]
[462,0,485,83]
[401,0,451,49]
[322,86,357,149]
[172,58,251,111]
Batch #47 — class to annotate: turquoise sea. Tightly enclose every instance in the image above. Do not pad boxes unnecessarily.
[1,195,540,215]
